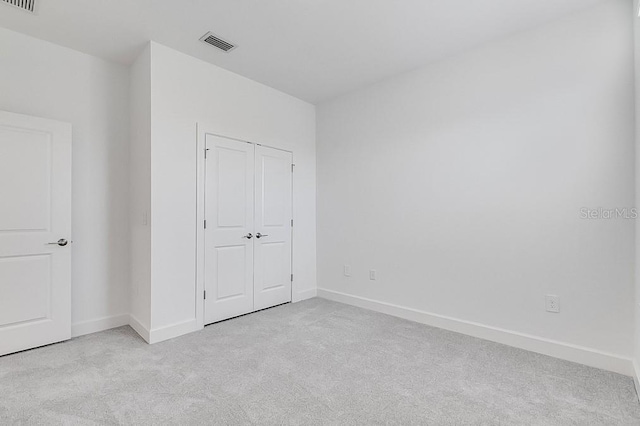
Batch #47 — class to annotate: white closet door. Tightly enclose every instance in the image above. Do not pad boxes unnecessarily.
[0,111,72,356]
[253,145,292,310]
[204,135,255,324]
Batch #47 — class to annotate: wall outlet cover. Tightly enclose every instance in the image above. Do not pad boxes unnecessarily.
[344,265,352,277]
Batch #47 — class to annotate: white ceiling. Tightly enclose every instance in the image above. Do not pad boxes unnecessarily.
[0,0,607,103]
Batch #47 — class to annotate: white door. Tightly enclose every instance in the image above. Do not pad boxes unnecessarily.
[0,110,72,356]
[204,135,255,324]
[254,146,293,310]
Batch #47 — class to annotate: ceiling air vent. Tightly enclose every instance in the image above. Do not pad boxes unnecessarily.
[2,0,36,13]
[199,32,236,52]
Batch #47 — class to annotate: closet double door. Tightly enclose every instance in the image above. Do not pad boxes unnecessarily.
[204,134,293,324]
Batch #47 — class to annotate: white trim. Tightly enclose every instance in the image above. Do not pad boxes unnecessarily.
[128,314,151,343]
[317,288,633,376]
[195,122,205,330]
[197,129,293,154]
[71,314,129,338]
[633,359,640,403]
[148,318,200,344]
[293,288,317,303]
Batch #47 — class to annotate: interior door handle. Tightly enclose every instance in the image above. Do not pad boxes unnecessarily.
[242,233,253,239]
[256,233,269,239]
[47,239,70,247]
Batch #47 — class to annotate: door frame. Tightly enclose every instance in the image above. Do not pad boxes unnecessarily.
[195,123,294,328]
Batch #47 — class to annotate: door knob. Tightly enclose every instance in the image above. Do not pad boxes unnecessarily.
[242,233,253,239]
[47,239,69,247]
[255,233,269,239]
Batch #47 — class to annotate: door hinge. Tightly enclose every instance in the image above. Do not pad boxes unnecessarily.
[291,164,295,173]
[291,274,293,282]
[291,219,293,227]
[204,290,206,300]
[204,220,207,229]
[205,148,210,159]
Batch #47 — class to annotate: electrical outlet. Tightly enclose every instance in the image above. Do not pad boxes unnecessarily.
[545,295,560,313]
[369,270,377,281]
[344,265,352,277]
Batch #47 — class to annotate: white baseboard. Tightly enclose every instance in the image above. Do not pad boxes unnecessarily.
[71,314,129,338]
[148,318,200,344]
[128,314,151,343]
[293,288,317,303]
[317,288,633,376]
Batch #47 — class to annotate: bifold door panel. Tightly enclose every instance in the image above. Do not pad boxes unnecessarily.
[0,111,72,356]
[204,135,292,325]
[204,137,255,324]
[254,146,292,310]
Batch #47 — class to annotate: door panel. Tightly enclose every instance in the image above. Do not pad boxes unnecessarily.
[0,111,72,356]
[204,135,254,324]
[254,146,292,310]
[0,255,51,326]
[0,127,51,231]
[261,242,286,290]
[217,148,251,227]
[215,245,249,300]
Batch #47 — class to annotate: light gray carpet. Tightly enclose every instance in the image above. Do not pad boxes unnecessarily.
[0,298,639,425]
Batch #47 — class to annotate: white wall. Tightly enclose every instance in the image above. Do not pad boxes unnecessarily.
[147,43,316,337]
[317,0,635,373]
[0,27,131,335]
[129,45,152,336]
